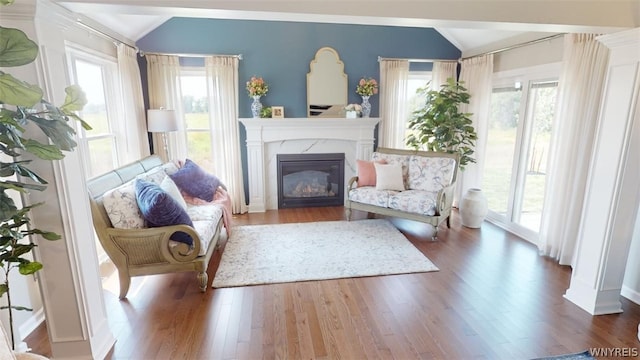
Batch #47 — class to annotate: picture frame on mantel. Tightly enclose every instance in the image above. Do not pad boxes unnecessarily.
[272,106,284,118]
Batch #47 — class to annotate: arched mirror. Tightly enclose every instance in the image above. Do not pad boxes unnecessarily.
[307,47,348,117]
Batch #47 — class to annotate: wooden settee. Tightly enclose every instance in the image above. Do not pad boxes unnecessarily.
[87,156,225,299]
[345,147,459,239]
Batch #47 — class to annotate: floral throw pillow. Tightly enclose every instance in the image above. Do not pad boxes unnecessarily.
[102,181,145,229]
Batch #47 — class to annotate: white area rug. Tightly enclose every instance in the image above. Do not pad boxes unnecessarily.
[212,219,438,288]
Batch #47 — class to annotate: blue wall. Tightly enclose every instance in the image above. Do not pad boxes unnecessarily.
[137,18,460,204]
[137,18,461,118]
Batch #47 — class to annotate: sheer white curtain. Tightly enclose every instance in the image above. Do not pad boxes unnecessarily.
[431,61,458,90]
[117,44,150,161]
[205,56,247,214]
[146,54,187,162]
[538,34,609,266]
[456,54,494,205]
[378,59,409,148]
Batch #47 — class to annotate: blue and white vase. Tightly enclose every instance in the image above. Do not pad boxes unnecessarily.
[251,95,262,118]
[361,95,371,118]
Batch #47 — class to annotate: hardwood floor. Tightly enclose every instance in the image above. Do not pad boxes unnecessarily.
[26,207,640,359]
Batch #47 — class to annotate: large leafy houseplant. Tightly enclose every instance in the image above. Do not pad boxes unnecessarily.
[0,0,88,349]
[406,78,477,170]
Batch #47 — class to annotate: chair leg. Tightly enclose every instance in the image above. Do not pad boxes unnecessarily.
[118,271,131,300]
[346,207,352,221]
[446,216,451,228]
[198,271,208,292]
[432,224,439,241]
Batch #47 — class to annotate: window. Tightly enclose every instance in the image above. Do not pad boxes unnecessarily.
[405,71,432,148]
[67,47,124,178]
[180,69,214,172]
[482,65,559,242]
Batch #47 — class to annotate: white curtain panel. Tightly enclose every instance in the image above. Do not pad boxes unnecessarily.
[456,54,494,206]
[378,59,409,148]
[146,54,187,162]
[538,34,609,266]
[431,61,458,90]
[205,56,247,214]
[117,44,150,161]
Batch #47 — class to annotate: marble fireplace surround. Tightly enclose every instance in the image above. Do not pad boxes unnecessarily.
[240,118,380,212]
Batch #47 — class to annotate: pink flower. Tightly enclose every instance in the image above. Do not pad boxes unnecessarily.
[356,77,379,96]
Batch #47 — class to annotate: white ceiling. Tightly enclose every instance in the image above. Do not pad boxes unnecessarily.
[55,0,637,57]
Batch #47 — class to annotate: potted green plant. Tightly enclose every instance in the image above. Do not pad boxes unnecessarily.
[405,78,477,170]
[0,2,88,348]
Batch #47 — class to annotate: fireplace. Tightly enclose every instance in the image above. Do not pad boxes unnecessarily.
[277,153,345,208]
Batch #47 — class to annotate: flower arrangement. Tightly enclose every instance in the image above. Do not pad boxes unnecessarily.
[246,76,269,97]
[356,77,379,96]
[344,104,362,113]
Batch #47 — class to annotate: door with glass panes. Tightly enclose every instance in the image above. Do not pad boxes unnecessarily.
[482,72,559,242]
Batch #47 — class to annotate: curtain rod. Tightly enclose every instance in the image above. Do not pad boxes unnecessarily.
[141,51,244,60]
[75,20,138,51]
[377,56,458,63]
[461,33,565,61]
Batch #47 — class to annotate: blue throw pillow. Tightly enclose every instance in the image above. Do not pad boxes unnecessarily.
[135,179,194,246]
[169,159,221,202]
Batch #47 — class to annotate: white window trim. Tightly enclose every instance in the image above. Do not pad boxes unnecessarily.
[485,62,561,244]
[66,43,127,178]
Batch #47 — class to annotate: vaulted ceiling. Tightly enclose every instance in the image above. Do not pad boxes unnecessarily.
[53,0,638,57]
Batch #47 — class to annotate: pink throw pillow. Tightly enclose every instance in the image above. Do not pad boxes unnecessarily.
[356,159,387,187]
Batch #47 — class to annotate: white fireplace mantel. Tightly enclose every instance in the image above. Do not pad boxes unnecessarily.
[240,117,380,212]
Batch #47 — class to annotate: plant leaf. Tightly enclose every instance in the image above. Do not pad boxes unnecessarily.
[0,72,43,107]
[26,116,77,151]
[27,229,60,240]
[0,284,7,298]
[0,191,18,221]
[18,261,42,275]
[59,85,88,113]
[0,160,49,184]
[23,139,65,160]
[65,112,92,131]
[0,26,38,67]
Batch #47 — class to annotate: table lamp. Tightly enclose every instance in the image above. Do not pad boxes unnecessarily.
[147,109,178,159]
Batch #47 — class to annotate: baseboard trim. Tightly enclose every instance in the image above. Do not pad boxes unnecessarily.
[19,307,45,341]
[621,285,640,305]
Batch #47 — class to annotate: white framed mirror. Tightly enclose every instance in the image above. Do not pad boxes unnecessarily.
[307,47,348,117]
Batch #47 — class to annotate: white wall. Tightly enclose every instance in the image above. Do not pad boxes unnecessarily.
[493,36,564,73]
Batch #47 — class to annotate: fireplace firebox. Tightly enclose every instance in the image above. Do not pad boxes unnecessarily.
[277,153,345,208]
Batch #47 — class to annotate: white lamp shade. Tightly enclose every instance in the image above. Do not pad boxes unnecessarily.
[147,109,178,132]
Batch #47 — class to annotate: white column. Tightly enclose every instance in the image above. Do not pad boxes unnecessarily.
[2,1,116,357]
[564,28,640,315]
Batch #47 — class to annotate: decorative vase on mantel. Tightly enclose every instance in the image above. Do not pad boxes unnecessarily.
[361,95,371,118]
[459,188,488,228]
[251,95,263,118]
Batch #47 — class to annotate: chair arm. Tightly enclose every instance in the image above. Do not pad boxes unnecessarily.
[435,183,456,216]
[104,224,202,264]
[347,176,359,192]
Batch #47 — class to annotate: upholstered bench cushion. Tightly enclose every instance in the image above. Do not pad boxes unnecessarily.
[348,187,397,208]
[388,190,439,216]
[191,220,218,255]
